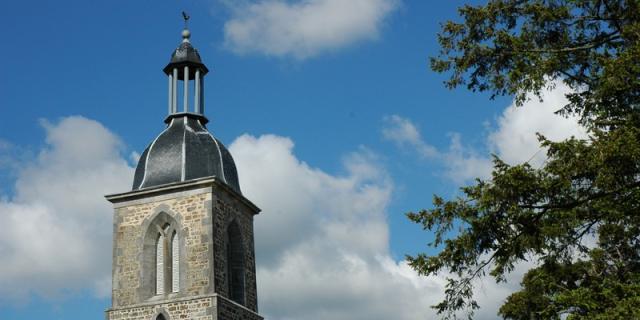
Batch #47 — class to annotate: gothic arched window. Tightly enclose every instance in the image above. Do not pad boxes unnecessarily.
[226,220,245,305]
[143,212,180,299]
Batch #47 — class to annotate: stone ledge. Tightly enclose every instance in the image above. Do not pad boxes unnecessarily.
[107,293,214,311]
[106,293,262,318]
[106,177,260,214]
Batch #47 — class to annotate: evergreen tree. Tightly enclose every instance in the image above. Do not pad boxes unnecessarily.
[408,1,640,318]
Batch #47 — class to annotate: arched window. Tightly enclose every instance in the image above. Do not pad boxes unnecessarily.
[156,314,167,320]
[143,212,180,299]
[226,220,245,305]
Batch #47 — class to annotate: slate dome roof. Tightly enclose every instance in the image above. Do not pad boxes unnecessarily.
[171,41,202,64]
[132,114,241,194]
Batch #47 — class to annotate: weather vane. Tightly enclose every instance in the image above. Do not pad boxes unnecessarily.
[182,11,190,29]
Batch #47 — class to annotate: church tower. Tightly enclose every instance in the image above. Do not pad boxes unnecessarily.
[105,24,263,320]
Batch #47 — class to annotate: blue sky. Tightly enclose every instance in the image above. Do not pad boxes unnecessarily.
[0,1,585,319]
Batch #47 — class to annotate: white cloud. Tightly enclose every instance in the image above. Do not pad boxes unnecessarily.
[443,132,494,185]
[231,134,517,319]
[222,0,399,59]
[0,116,134,301]
[381,115,492,184]
[383,80,589,183]
[230,135,392,267]
[382,115,438,158]
[488,81,588,167]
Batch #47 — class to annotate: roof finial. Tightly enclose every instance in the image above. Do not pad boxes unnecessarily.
[181,11,191,42]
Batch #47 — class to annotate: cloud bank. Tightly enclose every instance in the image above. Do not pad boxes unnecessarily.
[231,135,435,319]
[0,116,134,300]
[230,134,526,319]
[0,116,521,318]
[222,0,399,59]
[383,81,589,183]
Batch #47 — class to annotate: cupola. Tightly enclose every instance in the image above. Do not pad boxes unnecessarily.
[131,25,241,194]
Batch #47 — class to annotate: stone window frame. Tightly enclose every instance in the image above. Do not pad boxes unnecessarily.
[141,209,184,301]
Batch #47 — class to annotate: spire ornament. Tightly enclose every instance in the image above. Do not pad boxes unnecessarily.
[181,12,191,42]
[182,11,190,28]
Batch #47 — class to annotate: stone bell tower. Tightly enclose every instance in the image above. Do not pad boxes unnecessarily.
[105,23,263,320]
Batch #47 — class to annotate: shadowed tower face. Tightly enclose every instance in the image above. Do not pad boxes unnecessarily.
[105,22,263,320]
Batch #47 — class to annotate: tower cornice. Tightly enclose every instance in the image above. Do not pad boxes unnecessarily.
[106,176,261,214]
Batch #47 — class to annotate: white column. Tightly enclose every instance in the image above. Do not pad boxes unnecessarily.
[200,77,205,115]
[183,66,189,113]
[156,234,165,295]
[172,68,178,113]
[168,74,173,115]
[172,232,179,293]
[194,69,201,114]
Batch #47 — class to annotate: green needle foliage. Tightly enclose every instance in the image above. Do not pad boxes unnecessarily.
[408,1,640,319]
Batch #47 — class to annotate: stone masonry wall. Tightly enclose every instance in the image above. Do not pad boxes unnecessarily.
[107,296,214,320]
[112,188,214,307]
[211,184,259,312]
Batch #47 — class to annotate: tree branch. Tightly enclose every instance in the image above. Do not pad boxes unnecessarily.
[519,180,640,210]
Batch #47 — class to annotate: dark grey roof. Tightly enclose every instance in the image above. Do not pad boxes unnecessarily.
[171,41,203,64]
[163,41,209,76]
[132,114,241,194]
